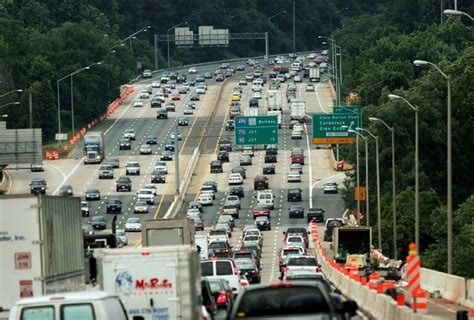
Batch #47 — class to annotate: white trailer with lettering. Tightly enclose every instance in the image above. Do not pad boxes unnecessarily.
[94,246,202,320]
[0,195,84,314]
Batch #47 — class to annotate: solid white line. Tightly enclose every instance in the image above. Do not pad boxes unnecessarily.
[315,82,329,114]
[4,170,12,195]
[52,157,85,195]
[104,90,140,136]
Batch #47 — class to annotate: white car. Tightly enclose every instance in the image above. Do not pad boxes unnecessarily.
[225,195,241,209]
[125,160,140,175]
[252,91,262,99]
[228,173,243,185]
[133,100,143,107]
[137,188,154,204]
[154,92,165,102]
[323,182,338,194]
[287,171,302,183]
[151,81,161,88]
[139,144,152,155]
[154,161,167,174]
[200,189,215,200]
[294,75,302,82]
[170,132,182,140]
[139,92,150,99]
[251,84,262,92]
[245,74,254,81]
[188,67,197,74]
[196,86,206,94]
[242,146,254,157]
[186,208,202,219]
[285,235,306,248]
[198,193,214,206]
[134,201,148,213]
[143,184,157,195]
[123,128,136,140]
[290,163,303,174]
[124,217,142,232]
[306,83,315,92]
[183,107,194,115]
[291,129,302,139]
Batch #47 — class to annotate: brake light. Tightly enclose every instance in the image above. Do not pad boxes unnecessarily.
[216,292,227,304]
[240,280,248,286]
[270,282,293,288]
[251,269,257,274]
[316,267,321,272]
[234,266,239,274]
[142,252,150,256]
[282,266,288,271]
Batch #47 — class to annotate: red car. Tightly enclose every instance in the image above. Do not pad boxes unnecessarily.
[252,205,270,219]
[172,95,181,100]
[273,65,281,72]
[216,74,225,82]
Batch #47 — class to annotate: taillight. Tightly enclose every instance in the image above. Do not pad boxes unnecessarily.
[240,280,248,286]
[282,266,288,271]
[316,267,321,272]
[216,292,227,304]
[251,269,257,274]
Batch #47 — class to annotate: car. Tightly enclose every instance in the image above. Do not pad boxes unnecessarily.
[239,78,247,85]
[160,150,173,161]
[139,144,152,155]
[154,161,168,174]
[188,201,203,213]
[254,216,271,230]
[201,259,241,295]
[290,163,303,174]
[252,91,262,99]
[106,158,120,168]
[229,106,240,119]
[287,171,302,182]
[291,129,303,139]
[151,80,161,88]
[106,199,122,214]
[253,175,269,190]
[217,215,235,231]
[125,160,140,175]
[198,193,214,206]
[119,138,131,150]
[307,207,325,223]
[137,188,154,205]
[30,178,47,194]
[225,195,241,209]
[190,94,200,101]
[195,75,205,82]
[206,278,234,313]
[183,107,194,115]
[217,151,230,162]
[245,74,254,81]
[289,205,305,218]
[294,75,302,82]
[171,95,181,101]
[239,155,252,166]
[30,163,44,172]
[306,83,315,92]
[156,109,168,119]
[122,129,135,141]
[219,137,232,151]
[209,228,229,242]
[323,182,338,193]
[150,169,166,183]
[196,86,207,94]
[262,164,276,174]
[115,229,128,247]
[242,234,262,248]
[186,208,202,220]
[241,146,254,157]
[165,143,175,152]
[249,98,259,108]
[82,224,94,235]
[215,223,232,239]
[190,216,204,231]
[85,188,100,201]
[165,102,176,112]
[234,258,261,284]
[287,188,302,202]
[202,180,218,192]
[144,136,157,146]
[81,201,90,217]
[116,176,132,192]
[170,132,182,140]
[90,216,106,230]
[178,117,189,126]
[279,246,305,271]
[264,153,277,163]
[231,166,246,179]
[225,119,234,131]
[252,205,270,219]
[178,87,188,95]
[289,120,300,129]
[282,255,319,275]
[59,184,73,196]
[208,241,233,259]
[229,186,244,198]
[188,67,197,74]
[285,235,306,249]
[125,217,141,232]
[133,200,148,213]
[133,100,143,107]
[142,69,152,78]
[228,173,243,185]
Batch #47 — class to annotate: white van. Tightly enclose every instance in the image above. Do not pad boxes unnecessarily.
[8,291,127,320]
[256,190,275,209]
[291,62,302,70]
[201,259,241,294]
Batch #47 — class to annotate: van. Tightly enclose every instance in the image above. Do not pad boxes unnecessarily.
[210,160,223,173]
[201,259,241,294]
[8,291,127,320]
[256,190,274,209]
[291,62,302,70]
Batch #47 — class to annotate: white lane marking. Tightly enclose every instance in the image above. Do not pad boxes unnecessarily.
[104,92,140,136]
[314,82,329,114]
[4,170,13,195]
[52,157,85,195]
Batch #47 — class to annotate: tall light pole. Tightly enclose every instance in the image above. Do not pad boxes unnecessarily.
[319,36,339,104]
[0,101,20,110]
[268,10,287,20]
[342,125,361,220]
[335,44,342,105]
[370,117,397,259]
[0,89,22,99]
[443,9,473,20]
[357,127,381,250]
[388,93,419,254]
[167,21,188,69]
[414,59,453,273]
[292,0,296,53]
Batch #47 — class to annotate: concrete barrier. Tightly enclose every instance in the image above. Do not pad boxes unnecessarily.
[462,279,474,308]
[327,79,337,101]
[421,267,466,304]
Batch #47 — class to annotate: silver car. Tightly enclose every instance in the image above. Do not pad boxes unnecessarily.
[139,144,152,155]
[125,217,142,232]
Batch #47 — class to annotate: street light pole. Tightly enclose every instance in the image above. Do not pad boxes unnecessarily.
[347,129,366,225]
[444,9,474,20]
[293,0,296,53]
[56,80,61,134]
[369,117,397,259]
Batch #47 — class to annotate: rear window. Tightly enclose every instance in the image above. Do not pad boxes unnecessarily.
[235,286,330,317]
[61,304,94,320]
[283,249,302,256]
[201,262,214,276]
[234,252,252,259]
[21,306,54,320]
[289,257,318,266]
[216,261,233,275]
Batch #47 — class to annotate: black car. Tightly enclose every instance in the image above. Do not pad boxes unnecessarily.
[208,240,232,258]
[307,208,325,223]
[160,150,173,161]
[30,164,44,172]
[210,160,223,174]
[202,180,218,192]
[151,170,166,183]
[287,188,302,201]
[190,94,200,101]
[165,143,175,152]
[178,117,189,126]
[30,178,47,194]
[225,120,234,131]
[217,151,230,162]
[106,199,122,214]
[85,188,101,201]
[116,176,132,192]
[146,136,158,144]
[234,259,261,284]
[255,216,271,231]
[106,158,120,168]
[119,139,131,150]
[231,166,246,179]
[254,175,269,190]
[249,99,259,108]
[157,109,168,119]
[289,205,305,218]
[265,147,278,155]
[82,224,94,235]
[59,184,73,196]
[230,186,244,198]
[207,278,234,313]
[264,154,277,163]
[90,216,107,230]
[263,164,276,175]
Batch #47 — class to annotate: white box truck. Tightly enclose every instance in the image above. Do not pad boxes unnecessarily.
[290,101,306,122]
[0,195,85,313]
[243,108,259,117]
[94,245,202,320]
[195,234,209,259]
[267,110,282,129]
[309,67,321,82]
[267,90,283,111]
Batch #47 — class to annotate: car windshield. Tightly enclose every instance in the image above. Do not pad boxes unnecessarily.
[244,235,259,241]
[31,180,45,186]
[289,257,317,266]
[283,249,302,256]
[127,218,140,223]
[209,242,227,249]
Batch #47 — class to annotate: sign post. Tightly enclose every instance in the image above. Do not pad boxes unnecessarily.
[235,116,278,146]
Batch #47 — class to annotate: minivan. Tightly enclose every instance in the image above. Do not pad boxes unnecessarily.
[256,191,274,209]
[201,259,241,295]
[210,160,223,173]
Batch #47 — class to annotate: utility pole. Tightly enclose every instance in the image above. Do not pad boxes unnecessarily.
[292,0,296,53]
[29,92,33,129]
[154,34,159,70]
[175,126,180,195]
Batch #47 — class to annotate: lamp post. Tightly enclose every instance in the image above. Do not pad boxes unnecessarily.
[369,117,397,259]
[319,36,338,104]
[167,21,188,69]
[0,101,20,110]
[414,59,453,274]
[388,93,419,254]
[269,10,287,20]
[123,25,151,46]
[444,9,473,20]
[0,89,22,99]
[357,127,382,250]
[350,129,370,227]
[292,0,296,53]
[335,44,342,106]
[342,125,361,220]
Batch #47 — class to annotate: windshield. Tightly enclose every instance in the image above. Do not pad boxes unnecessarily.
[127,218,140,223]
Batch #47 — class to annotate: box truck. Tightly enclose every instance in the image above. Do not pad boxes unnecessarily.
[290,101,306,122]
[309,67,321,82]
[94,245,202,320]
[0,195,85,312]
[332,227,371,264]
[267,90,283,111]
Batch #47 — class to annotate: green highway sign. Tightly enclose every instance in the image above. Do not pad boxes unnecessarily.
[235,115,278,145]
[333,105,362,115]
[312,113,361,144]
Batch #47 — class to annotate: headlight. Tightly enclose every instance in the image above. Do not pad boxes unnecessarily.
[41,187,45,190]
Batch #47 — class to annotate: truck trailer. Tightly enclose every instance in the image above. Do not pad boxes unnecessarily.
[84,131,105,164]
[267,90,283,111]
[290,101,306,122]
[332,226,371,264]
[309,67,321,82]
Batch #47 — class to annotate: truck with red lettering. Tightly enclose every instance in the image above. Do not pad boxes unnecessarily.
[94,245,202,320]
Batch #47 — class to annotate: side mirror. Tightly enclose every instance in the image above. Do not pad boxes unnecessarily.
[342,300,358,316]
